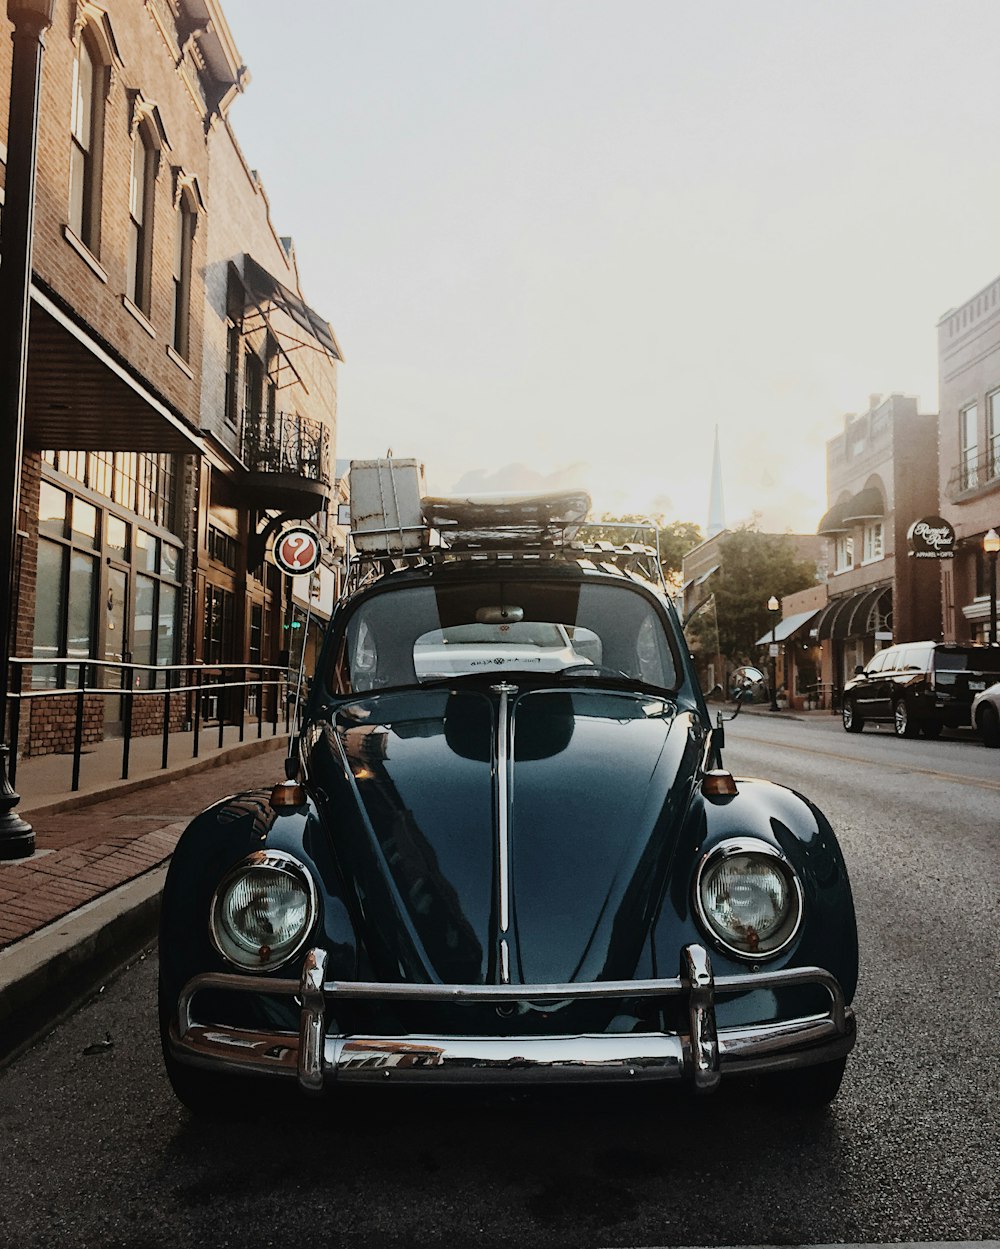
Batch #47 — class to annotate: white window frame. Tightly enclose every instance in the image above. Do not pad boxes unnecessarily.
[862,520,883,564]
[834,532,854,573]
[960,403,979,490]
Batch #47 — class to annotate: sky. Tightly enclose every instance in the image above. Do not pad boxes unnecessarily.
[225,0,1000,535]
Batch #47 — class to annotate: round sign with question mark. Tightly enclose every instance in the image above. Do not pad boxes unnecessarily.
[273,525,322,576]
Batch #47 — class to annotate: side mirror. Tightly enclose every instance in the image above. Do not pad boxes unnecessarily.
[719,666,766,722]
[854,665,864,675]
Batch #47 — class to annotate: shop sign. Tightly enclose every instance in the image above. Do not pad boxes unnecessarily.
[907,516,956,559]
[273,524,322,576]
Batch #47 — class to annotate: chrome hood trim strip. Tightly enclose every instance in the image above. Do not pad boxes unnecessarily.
[491,681,517,981]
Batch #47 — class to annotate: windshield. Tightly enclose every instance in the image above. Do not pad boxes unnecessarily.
[933,648,1000,674]
[330,579,679,694]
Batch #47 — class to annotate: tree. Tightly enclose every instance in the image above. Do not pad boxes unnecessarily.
[584,514,703,592]
[712,524,818,663]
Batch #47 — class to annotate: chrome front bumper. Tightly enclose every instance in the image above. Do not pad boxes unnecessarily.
[168,944,855,1095]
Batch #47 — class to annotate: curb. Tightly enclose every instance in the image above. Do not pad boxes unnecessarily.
[0,864,166,1067]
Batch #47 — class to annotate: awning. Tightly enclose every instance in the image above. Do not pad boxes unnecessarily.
[817,499,851,534]
[842,487,885,522]
[693,564,720,586]
[241,255,343,362]
[814,585,892,641]
[25,285,204,454]
[754,607,821,646]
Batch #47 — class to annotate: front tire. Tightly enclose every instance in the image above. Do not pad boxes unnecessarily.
[979,704,1000,748]
[893,699,919,738]
[842,701,864,733]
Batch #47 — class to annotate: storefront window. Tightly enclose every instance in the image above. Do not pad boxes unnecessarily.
[34,468,182,693]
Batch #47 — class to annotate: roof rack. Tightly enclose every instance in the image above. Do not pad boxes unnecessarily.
[342,463,667,597]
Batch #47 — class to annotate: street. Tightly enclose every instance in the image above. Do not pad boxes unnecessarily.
[0,712,997,1249]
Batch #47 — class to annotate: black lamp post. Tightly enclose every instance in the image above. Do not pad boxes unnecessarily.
[0,0,57,859]
[985,528,999,646]
[767,595,780,711]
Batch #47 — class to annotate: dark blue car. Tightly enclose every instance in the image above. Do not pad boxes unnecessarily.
[159,498,857,1115]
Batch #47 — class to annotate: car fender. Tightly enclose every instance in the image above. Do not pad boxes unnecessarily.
[159,788,361,1027]
[653,776,858,1025]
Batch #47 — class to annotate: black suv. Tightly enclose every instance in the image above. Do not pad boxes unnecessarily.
[841,641,1000,738]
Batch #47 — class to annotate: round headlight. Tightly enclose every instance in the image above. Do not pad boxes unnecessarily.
[210,851,317,970]
[695,839,802,960]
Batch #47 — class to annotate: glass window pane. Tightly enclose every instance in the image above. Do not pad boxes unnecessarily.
[158,583,177,666]
[71,497,98,548]
[136,530,158,572]
[106,515,128,560]
[32,540,65,688]
[67,551,96,684]
[161,544,180,581]
[134,574,156,670]
[38,482,68,537]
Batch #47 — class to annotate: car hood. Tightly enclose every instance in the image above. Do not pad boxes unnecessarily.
[307,684,704,988]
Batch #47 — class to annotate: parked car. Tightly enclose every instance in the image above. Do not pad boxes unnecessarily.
[971,681,1000,747]
[159,491,858,1116]
[841,641,1000,738]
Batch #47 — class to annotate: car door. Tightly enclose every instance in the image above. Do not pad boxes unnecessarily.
[866,647,896,720]
[854,648,887,718]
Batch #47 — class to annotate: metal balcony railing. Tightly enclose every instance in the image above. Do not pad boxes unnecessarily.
[946,443,1000,500]
[241,410,331,487]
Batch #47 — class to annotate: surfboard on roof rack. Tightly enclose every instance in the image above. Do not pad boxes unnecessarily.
[421,490,592,548]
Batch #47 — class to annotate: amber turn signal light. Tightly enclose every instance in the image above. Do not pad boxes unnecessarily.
[270,781,307,808]
[702,769,738,797]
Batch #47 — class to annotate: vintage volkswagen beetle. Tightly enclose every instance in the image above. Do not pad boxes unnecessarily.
[159,490,857,1114]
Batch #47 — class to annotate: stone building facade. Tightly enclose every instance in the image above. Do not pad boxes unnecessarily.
[0,0,341,759]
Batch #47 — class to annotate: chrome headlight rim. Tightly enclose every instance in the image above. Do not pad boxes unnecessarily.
[209,850,318,972]
[693,837,804,963]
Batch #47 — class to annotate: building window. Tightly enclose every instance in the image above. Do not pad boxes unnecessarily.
[207,524,238,570]
[960,403,979,490]
[127,125,156,314]
[203,585,235,664]
[834,533,854,573]
[989,390,1000,481]
[863,521,883,563]
[244,351,263,427]
[69,30,103,251]
[224,324,241,427]
[34,474,182,691]
[44,450,176,529]
[171,200,195,357]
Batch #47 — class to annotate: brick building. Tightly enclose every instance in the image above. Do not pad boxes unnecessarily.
[812,394,939,701]
[0,0,340,758]
[937,277,1000,642]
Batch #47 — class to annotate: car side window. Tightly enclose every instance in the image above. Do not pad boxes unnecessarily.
[865,651,887,675]
[880,649,898,672]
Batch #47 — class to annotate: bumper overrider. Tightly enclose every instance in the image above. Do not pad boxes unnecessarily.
[168,944,855,1094]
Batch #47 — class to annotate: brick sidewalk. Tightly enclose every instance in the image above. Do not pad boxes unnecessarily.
[0,744,287,951]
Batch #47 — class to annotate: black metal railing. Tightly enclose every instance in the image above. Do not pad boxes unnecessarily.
[946,443,1000,499]
[241,409,331,486]
[7,658,300,793]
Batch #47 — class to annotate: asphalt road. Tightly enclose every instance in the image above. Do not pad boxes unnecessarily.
[0,713,996,1249]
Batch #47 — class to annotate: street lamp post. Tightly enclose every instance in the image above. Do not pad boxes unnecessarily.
[767,595,780,711]
[0,0,58,859]
[985,528,1000,646]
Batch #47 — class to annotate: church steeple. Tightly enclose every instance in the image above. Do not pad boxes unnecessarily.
[707,424,726,537]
